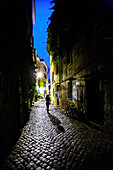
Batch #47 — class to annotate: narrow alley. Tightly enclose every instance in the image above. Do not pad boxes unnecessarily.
[3,101,113,170]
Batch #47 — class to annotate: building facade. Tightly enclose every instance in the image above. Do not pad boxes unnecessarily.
[0,0,36,168]
[49,0,113,125]
[35,56,49,99]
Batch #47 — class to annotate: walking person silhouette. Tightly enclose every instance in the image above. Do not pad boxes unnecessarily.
[46,94,50,112]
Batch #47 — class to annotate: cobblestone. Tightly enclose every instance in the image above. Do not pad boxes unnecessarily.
[3,101,113,170]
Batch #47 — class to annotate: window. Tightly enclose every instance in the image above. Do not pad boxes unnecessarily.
[67,47,70,64]
[38,79,40,86]
[53,88,54,96]
[44,66,46,72]
[52,71,54,83]
[38,62,40,69]
[68,81,72,99]
[56,64,58,74]
[44,74,47,79]
[67,47,72,64]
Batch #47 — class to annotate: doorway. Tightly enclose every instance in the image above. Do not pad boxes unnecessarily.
[86,79,104,124]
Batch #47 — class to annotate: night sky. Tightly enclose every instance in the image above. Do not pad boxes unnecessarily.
[33,0,53,78]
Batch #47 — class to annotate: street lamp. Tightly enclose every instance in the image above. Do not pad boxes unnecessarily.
[37,72,42,78]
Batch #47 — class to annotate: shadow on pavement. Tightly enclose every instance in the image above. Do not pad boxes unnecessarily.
[48,112,65,133]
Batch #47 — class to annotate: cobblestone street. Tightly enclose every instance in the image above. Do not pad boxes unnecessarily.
[3,101,113,170]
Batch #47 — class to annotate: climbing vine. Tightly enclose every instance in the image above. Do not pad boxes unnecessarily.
[47,0,109,66]
[46,0,72,66]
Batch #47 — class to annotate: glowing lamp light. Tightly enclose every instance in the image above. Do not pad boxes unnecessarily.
[76,81,80,86]
[37,72,42,78]
[40,87,46,93]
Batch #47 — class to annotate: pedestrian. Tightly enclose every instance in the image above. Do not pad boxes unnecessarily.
[45,94,50,112]
[35,94,37,102]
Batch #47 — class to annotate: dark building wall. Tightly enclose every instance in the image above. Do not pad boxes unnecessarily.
[0,106,20,168]
[0,70,20,168]
[0,0,35,168]
[48,0,113,124]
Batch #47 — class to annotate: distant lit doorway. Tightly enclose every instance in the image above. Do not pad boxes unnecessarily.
[56,91,59,105]
[56,86,59,105]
